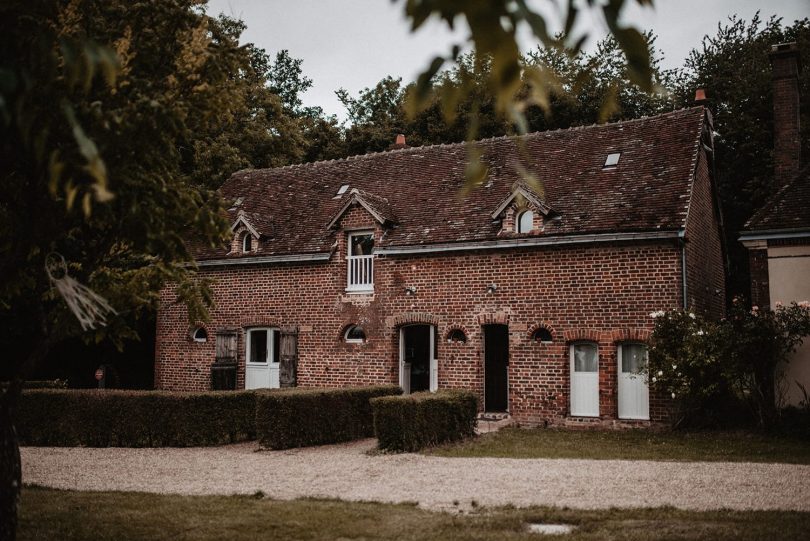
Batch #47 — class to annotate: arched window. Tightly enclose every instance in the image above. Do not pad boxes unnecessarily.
[344,325,366,343]
[191,327,208,343]
[242,233,252,253]
[516,210,533,233]
[446,329,467,344]
[532,327,553,343]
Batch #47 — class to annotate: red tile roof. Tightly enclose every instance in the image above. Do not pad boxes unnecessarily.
[194,107,707,260]
[744,166,810,232]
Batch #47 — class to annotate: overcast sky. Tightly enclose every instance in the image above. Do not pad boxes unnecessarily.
[206,0,808,120]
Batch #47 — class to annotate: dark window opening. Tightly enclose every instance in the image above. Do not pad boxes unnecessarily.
[532,327,553,343]
[345,325,366,343]
[192,327,208,343]
[447,329,467,343]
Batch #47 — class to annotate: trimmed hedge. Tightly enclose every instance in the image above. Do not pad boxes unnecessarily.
[16,389,256,447]
[23,379,68,389]
[256,386,402,449]
[372,390,478,452]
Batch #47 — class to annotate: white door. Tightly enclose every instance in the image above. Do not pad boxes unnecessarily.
[570,343,599,417]
[245,328,280,390]
[618,343,650,420]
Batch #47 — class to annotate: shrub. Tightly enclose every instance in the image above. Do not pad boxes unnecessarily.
[371,390,478,452]
[648,300,810,428]
[255,386,402,450]
[16,389,256,447]
[22,379,68,389]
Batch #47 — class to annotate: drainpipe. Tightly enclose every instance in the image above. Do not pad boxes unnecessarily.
[679,230,688,310]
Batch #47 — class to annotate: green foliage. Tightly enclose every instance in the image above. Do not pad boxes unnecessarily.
[255,386,402,450]
[16,389,257,446]
[371,390,478,452]
[648,301,810,428]
[0,0,240,376]
[397,0,655,142]
[719,300,810,426]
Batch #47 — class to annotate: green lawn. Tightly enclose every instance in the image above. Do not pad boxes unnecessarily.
[18,487,810,541]
[426,427,810,463]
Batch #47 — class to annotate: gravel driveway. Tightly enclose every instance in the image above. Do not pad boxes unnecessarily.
[22,440,810,512]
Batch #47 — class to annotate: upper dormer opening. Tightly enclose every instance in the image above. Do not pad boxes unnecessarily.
[492,181,559,235]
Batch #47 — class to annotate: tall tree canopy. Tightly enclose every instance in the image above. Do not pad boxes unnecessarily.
[671,14,810,297]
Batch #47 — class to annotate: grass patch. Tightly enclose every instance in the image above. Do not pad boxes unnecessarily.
[19,487,810,540]
[427,427,810,463]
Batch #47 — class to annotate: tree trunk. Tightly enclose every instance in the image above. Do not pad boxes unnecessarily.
[1,336,51,541]
[0,382,22,541]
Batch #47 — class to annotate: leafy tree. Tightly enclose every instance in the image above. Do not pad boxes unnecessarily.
[671,14,810,299]
[0,0,292,535]
[397,0,656,141]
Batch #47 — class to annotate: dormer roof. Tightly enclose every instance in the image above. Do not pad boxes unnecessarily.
[230,211,262,238]
[491,180,559,219]
[327,188,398,230]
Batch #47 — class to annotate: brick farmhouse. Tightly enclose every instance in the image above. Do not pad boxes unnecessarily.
[155,105,725,427]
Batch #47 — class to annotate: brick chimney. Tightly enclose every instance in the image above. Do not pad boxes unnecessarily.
[388,134,408,150]
[770,42,801,189]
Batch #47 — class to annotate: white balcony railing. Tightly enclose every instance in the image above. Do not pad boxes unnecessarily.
[347,255,374,292]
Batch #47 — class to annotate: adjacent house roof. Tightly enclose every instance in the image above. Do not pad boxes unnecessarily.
[194,107,707,261]
[743,166,810,233]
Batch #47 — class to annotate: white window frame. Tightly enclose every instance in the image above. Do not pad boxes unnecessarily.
[242,233,252,253]
[245,327,280,390]
[346,230,374,293]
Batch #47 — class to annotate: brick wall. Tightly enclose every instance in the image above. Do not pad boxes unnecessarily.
[684,148,726,319]
[156,199,690,425]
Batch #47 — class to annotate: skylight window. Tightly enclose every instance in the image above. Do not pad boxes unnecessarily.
[337,184,350,196]
[604,153,621,168]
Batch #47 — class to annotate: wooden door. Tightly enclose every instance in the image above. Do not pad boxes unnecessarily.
[484,325,509,412]
[279,326,298,388]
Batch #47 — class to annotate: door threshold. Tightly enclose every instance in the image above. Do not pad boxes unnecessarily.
[478,412,510,421]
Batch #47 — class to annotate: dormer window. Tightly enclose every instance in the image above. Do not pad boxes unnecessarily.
[242,233,253,253]
[516,210,534,233]
[347,231,374,292]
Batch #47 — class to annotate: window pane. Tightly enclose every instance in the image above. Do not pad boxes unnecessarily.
[573,343,597,372]
[518,210,533,233]
[350,234,374,256]
[622,344,647,373]
[346,325,366,341]
[250,330,267,363]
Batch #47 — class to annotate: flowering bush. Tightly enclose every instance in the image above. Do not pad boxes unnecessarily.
[647,310,726,427]
[648,300,810,428]
[719,299,810,427]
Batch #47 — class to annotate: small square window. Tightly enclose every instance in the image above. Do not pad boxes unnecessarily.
[337,184,350,195]
[604,153,621,167]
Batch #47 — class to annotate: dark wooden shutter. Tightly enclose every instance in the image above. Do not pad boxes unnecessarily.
[279,326,298,387]
[215,328,238,364]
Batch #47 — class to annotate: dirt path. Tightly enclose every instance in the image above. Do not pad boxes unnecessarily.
[21,440,810,512]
